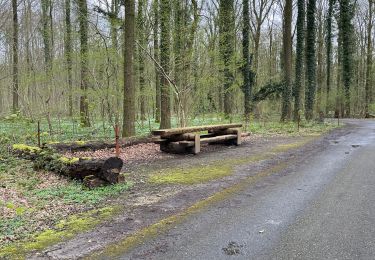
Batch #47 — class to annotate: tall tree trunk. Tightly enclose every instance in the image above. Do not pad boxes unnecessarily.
[123,0,136,136]
[109,0,121,124]
[365,0,373,117]
[325,0,333,114]
[242,0,252,120]
[219,0,235,118]
[339,0,354,117]
[159,0,171,129]
[281,0,292,121]
[78,0,90,126]
[65,0,73,117]
[153,0,161,123]
[12,0,19,113]
[41,0,52,75]
[316,6,324,114]
[305,0,317,121]
[138,0,146,122]
[293,0,305,121]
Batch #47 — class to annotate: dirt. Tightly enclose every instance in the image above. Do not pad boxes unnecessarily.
[27,126,352,259]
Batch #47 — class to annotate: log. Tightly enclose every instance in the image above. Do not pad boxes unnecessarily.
[152,123,242,137]
[12,145,124,185]
[201,134,238,144]
[45,136,153,152]
[83,175,107,189]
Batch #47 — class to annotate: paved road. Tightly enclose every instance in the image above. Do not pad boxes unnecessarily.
[121,120,375,260]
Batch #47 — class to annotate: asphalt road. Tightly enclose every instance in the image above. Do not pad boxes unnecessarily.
[121,120,375,260]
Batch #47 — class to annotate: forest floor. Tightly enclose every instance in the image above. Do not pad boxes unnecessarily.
[0,118,340,258]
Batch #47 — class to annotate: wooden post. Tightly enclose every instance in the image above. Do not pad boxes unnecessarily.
[297,114,300,132]
[337,114,340,126]
[37,121,41,148]
[114,125,120,157]
[193,134,201,154]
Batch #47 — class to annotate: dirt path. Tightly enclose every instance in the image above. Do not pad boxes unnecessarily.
[28,126,351,259]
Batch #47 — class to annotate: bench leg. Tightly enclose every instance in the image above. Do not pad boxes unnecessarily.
[193,134,200,154]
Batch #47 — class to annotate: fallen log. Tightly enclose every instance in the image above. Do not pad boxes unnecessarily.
[45,136,153,152]
[12,144,124,187]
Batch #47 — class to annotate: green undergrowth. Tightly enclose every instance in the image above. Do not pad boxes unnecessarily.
[0,207,119,259]
[248,120,339,136]
[31,181,132,205]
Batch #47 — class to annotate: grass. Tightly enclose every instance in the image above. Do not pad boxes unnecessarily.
[32,181,132,205]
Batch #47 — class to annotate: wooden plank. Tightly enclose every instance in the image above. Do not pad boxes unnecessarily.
[193,134,200,154]
[167,132,217,142]
[200,134,237,144]
[152,123,242,137]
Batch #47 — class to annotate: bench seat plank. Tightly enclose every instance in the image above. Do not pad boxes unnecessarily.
[152,123,242,137]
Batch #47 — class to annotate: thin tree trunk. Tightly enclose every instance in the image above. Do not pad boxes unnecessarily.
[159,0,171,129]
[153,0,161,123]
[365,0,373,117]
[242,0,252,120]
[138,0,146,121]
[305,0,317,121]
[316,7,324,113]
[12,0,19,113]
[293,0,305,121]
[123,0,136,136]
[78,0,90,126]
[281,0,292,121]
[326,0,333,114]
[65,0,73,117]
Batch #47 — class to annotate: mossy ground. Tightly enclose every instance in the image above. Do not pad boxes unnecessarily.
[0,207,118,259]
[149,138,315,186]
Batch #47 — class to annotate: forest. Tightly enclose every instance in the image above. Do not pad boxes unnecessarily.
[0,0,374,137]
[0,0,374,257]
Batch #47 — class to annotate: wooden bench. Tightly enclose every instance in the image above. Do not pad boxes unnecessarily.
[152,123,243,154]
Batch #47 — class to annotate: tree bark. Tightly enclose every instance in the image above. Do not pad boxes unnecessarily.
[78,0,91,126]
[219,0,235,118]
[159,0,171,129]
[293,0,305,121]
[12,0,19,113]
[281,0,292,121]
[65,0,73,117]
[153,0,161,123]
[325,0,334,114]
[138,0,146,121]
[123,0,136,136]
[242,0,252,120]
[305,0,317,121]
[365,0,373,117]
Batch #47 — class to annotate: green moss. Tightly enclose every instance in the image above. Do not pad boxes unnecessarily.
[270,140,311,153]
[149,165,232,185]
[149,154,272,185]
[149,136,319,186]
[0,207,118,259]
[75,141,86,146]
[58,156,79,165]
[12,144,41,153]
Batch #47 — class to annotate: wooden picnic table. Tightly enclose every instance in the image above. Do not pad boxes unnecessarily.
[152,123,243,154]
